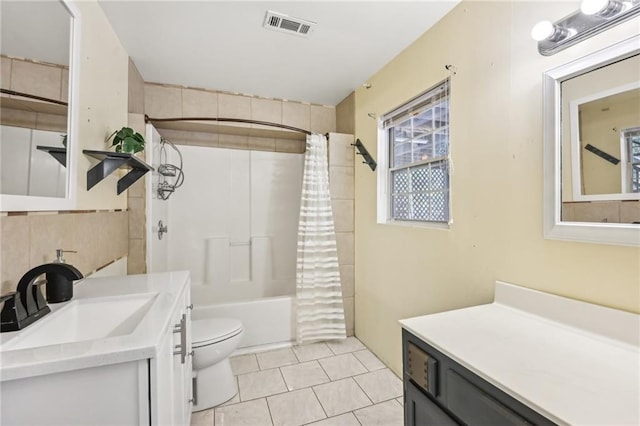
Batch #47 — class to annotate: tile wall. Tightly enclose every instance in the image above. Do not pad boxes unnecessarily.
[144,82,336,153]
[0,55,68,132]
[0,210,128,294]
[562,200,640,223]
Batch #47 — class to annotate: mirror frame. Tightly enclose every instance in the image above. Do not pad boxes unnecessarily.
[543,34,640,246]
[0,0,80,212]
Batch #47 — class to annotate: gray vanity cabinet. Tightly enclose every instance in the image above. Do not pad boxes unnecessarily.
[402,329,556,426]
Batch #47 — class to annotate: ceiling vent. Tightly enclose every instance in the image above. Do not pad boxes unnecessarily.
[263,10,315,37]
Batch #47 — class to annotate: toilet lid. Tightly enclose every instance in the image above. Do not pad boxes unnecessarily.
[192,318,243,347]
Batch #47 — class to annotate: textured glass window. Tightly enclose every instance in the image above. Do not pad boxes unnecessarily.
[384,79,450,223]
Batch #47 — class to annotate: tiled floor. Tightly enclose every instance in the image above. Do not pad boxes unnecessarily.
[190,337,404,426]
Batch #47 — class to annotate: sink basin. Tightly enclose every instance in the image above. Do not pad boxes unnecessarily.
[2,293,158,351]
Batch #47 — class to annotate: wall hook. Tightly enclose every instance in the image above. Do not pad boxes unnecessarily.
[351,139,377,171]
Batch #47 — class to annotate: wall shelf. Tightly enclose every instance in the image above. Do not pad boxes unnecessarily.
[83,149,153,195]
[36,146,67,167]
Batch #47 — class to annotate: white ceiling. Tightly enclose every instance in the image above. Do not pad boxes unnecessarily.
[99,1,460,106]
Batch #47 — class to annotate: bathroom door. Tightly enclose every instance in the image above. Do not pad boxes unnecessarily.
[146,124,169,273]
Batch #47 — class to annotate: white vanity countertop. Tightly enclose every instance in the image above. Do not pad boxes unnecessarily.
[400,282,640,426]
[0,271,190,381]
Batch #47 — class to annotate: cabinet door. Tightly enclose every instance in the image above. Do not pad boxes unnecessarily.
[405,381,459,426]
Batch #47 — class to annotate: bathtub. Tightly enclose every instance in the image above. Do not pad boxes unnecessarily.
[190,284,295,353]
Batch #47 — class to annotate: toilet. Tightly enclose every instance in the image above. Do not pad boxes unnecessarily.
[191,317,244,411]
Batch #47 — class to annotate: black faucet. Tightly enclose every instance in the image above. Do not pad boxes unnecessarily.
[0,263,84,332]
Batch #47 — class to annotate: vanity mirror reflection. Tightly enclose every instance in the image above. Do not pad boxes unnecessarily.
[544,35,640,246]
[0,0,79,211]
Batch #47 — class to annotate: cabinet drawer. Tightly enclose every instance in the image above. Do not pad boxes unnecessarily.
[447,370,532,426]
[407,341,439,396]
[405,380,458,426]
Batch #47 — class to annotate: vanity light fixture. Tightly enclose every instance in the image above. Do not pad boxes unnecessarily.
[532,0,640,55]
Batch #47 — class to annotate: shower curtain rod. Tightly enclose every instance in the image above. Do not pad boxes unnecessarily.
[144,115,313,136]
[0,88,68,106]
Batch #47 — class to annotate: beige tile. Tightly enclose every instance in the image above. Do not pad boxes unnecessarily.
[182,88,218,117]
[29,213,76,266]
[620,201,640,223]
[1,215,30,294]
[219,134,248,150]
[128,59,145,114]
[326,337,365,355]
[251,98,282,126]
[275,138,305,154]
[190,408,213,426]
[310,105,336,134]
[144,84,182,118]
[1,107,37,128]
[282,102,310,131]
[329,166,354,200]
[214,398,272,426]
[331,200,354,233]
[128,197,145,240]
[571,201,620,223]
[127,113,146,136]
[340,265,354,298]
[292,342,333,362]
[60,68,69,104]
[35,112,67,132]
[353,369,403,404]
[237,368,287,401]
[11,60,62,101]
[306,412,360,426]
[396,397,403,406]
[230,354,260,375]
[318,352,366,381]
[335,232,354,266]
[561,202,575,222]
[157,128,191,146]
[313,378,372,417]
[267,387,326,426]
[353,350,385,372]
[1,57,12,88]
[256,348,298,370]
[127,238,146,275]
[280,360,330,391]
[248,137,276,152]
[354,399,404,426]
[336,92,355,135]
[328,133,355,167]
[343,297,355,337]
[219,93,251,121]
[127,177,146,199]
[188,130,219,147]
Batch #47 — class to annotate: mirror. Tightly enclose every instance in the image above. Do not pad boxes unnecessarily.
[0,0,79,211]
[544,35,640,246]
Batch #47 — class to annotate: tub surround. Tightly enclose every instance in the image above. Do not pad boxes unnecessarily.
[0,270,190,381]
[400,281,640,425]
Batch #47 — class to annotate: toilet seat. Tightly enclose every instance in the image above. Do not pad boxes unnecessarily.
[192,318,242,348]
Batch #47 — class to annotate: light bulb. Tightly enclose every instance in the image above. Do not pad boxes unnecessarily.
[581,0,610,15]
[531,20,555,41]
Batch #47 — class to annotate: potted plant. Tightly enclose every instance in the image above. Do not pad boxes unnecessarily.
[106,127,145,154]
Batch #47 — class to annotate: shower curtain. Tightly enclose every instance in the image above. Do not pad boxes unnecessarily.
[296,133,347,344]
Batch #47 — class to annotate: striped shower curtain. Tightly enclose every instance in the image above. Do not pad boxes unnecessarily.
[296,133,347,344]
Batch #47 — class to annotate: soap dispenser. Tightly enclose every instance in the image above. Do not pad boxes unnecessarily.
[46,249,82,303]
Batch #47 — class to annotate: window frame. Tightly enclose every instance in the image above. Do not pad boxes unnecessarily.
[377,78,452,228]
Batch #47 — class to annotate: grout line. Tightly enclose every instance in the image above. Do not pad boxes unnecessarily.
[351,376,375,406]
[310,386,329,420]
[264,397,275,426]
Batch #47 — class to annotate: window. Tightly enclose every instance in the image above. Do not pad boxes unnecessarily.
[377,79,451,225]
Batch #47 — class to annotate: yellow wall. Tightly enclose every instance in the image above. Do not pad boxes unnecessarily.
[353,1,640,376]
[74,0,129,210]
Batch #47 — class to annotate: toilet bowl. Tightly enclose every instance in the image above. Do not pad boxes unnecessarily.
[191,317,243,411]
